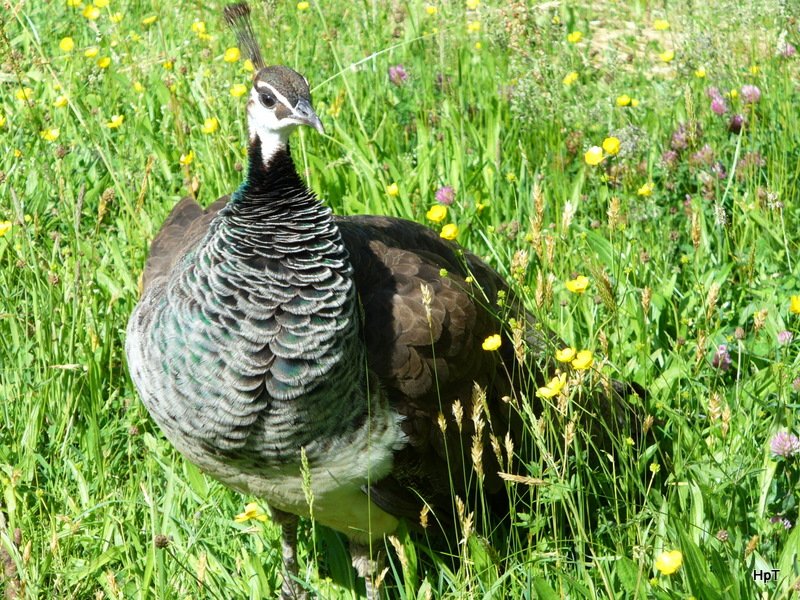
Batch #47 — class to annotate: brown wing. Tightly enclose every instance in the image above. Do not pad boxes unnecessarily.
[141,195,230,293]
[336,215,554,526]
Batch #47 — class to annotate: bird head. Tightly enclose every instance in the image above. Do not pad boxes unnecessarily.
[224,3,323,165]
[247,66,324,157]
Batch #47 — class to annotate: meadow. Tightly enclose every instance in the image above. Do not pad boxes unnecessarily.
[2,0,800,597]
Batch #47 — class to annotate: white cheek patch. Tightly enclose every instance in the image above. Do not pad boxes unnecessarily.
[248,88,291,166]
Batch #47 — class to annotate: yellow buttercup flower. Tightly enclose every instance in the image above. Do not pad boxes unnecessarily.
[0,115,6,128]
[67,0,81,6]
[54,95,69,108]
[83,5,100,20]
[584,146,604,166]
[555,347,576,363]
[243,59,255,72]
[142,15,157,25]
[749,65,760,74]
[84,46,99,58]
[110,12,123,23]
[631,98,640,107]
[790,295,800,315]
[571,350,593,370]
[133,81,145,93]
[440,223,458,240]
[230,83,248,97]
[654,550,683,576]
[467,20,480,33]
[536,373,567,399]
[659,49,675,63]
[385,182,400,197]
[653,19,670,31]
[15,87,34,101]
[565,275,590,294]
[426,205,447,223]
[466,0,479,8]
[0,222,11,237]
[481,334,502,351]
[97,56,111,69]
[59,37,75,52]
[223,47,240,62]
[191,20,206,34]
[234,502,268,523]
[425,4,437,15]
[638,182,654,197]
[694,67,707,78]
[179,151,194,166]
[297,1,310,9]
[602,136,621,155]
[162,60,173,70]
[106,114,124,128]
[40,128,60,142]
[616,94,631,107]
[562,71,578,85]
[567,31,582,43]
[201,117,219,134]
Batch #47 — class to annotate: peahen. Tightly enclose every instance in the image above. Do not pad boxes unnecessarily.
[126,3,644,598]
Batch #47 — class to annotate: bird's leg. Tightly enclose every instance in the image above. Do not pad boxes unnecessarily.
[350,542,384,600]
[270,508,307,600]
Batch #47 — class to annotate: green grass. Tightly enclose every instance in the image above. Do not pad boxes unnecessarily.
[2,0,800,597]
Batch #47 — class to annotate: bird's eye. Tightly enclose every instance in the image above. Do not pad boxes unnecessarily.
[259,93,276,108]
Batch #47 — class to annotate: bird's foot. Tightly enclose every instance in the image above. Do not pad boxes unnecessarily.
[350,542,386,600]
[272,509,309,600]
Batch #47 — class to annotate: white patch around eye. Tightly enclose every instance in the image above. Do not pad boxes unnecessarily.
[247,87,294,167]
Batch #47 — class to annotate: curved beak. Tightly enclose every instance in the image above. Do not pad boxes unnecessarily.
[293,98,325,135]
